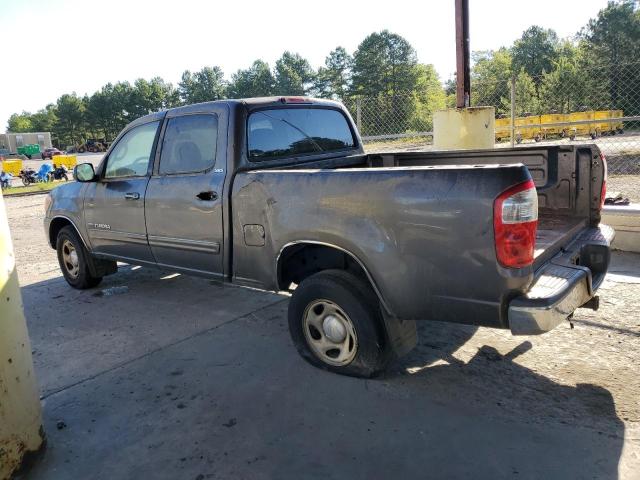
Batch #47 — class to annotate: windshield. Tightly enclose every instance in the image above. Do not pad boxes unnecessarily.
[247,108,356,161]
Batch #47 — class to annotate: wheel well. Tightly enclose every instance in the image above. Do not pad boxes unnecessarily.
[48,217,73,248]
[277,244,371,292]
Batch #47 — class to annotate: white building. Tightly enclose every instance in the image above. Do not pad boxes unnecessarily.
[0,132,52,152]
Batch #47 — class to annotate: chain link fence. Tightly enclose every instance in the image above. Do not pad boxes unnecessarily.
[346,61,640,202]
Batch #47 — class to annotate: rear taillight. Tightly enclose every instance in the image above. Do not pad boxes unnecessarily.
[599,153,607,210]
[494,179,538,268]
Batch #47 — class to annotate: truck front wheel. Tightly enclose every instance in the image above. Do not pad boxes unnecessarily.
[288,270,389,377]
[56,226,103,289]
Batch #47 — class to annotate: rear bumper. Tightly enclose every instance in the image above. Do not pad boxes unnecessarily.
[508,224,614,335]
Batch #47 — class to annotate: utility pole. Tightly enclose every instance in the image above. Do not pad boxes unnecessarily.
[455,0,471,108]
[434,0,494,150]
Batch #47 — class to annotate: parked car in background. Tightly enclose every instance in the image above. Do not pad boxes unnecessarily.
[0,148,18,161]
[44,97,612,378]
[41,147,63,160]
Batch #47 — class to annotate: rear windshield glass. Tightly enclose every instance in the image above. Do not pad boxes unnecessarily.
[248,108,356,160]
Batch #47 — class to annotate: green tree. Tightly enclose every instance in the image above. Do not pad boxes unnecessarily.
[227,60,276,98]
[511,70,540,115]
[351,30,419,96]
[512,26,560,84]
[7,112,33,132]
[409,64,446,131]
[29,105,58,132]
[84,82,134,142]
[313,47,352,99]
[274,52,314,95]
[580,0,640,112]
[128,77,179,119]
[471,48,512,113]
[350,30,420,135]
[179,66,227,104]
[55,93,86,146]
[538,42,603,113]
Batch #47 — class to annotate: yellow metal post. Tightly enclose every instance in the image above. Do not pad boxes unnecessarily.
[0,190,43,479]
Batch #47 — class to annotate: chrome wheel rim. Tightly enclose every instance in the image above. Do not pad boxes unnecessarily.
[62,239,79,278]
[302,299,357,366]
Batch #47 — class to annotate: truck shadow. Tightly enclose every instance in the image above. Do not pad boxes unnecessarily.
[382,322,625,478]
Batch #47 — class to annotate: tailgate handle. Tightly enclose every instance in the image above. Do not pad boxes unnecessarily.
[197,191,218,201]
[124,192,140,200]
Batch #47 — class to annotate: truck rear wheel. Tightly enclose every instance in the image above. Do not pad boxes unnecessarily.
[56,226,103,289]
[288,270,389,377]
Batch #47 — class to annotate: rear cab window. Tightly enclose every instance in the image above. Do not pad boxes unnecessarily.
[247,108,356,161]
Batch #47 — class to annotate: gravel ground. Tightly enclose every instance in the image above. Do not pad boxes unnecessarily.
[609,175,640,203]
[3,193,640,477]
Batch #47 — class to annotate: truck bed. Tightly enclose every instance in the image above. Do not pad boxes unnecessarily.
[534,215,586,264]
[319,144,602,270]
[275,145,602,272]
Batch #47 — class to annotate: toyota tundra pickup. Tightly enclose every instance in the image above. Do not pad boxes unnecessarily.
[44,97,612,377]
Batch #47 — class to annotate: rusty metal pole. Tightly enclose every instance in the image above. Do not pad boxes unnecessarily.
[455,0,471,108]
[434,0,494,149]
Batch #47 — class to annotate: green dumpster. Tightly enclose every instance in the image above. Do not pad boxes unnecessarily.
[16,144,40,159]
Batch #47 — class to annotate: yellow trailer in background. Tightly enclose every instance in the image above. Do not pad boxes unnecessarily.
[540,113,570,139]
[595,110,615,135]
[495,117,511,142]
[610,110,624,134]
[568,111,598,140]
[515,115,542,143]
[497,109,624,144]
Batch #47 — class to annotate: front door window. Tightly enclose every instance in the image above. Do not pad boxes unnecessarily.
[104,121,159,178]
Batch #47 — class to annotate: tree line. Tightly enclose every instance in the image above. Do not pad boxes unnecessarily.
[465,0,640,117]
[7,0,639,145]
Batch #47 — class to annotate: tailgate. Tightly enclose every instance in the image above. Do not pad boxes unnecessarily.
[509,224,614,335]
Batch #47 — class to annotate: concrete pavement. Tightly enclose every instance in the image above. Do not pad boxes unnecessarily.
[5,194,639,479]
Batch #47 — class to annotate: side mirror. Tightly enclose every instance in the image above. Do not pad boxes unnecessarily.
[74,163,96,182]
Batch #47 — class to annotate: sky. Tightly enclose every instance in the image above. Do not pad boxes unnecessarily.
[0,0,610,132]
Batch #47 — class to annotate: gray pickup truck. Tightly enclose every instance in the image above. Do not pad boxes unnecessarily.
[44,97,612,377]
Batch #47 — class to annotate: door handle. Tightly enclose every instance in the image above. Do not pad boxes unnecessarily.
[124,192,140,200]
[197,191,218,201]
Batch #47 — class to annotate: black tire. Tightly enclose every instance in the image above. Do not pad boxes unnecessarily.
[62,173,68,181]
[56,225,103,289]
[288,269,390,378]
[21,176,29,186]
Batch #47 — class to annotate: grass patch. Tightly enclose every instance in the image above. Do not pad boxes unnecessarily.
[2,181,67,196]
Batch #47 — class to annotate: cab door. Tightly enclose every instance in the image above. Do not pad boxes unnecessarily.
[144,110,226,277]
[84,120,160,263]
